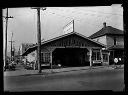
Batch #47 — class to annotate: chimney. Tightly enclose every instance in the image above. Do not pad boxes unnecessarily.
[103,22,106,28]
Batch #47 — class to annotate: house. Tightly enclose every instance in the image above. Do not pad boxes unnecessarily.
[19,43,35,64]
[19,43,35,56]
[22,32,106,70]
[89,22,124,65]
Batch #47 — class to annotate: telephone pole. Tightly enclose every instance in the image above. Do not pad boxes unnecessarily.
[9,32,15,62]
[4,8,13,70]
[31,7,46,73]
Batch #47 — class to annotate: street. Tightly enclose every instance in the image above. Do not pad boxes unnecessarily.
[4,64,124,92]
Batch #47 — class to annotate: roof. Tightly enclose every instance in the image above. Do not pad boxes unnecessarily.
[22,32,106,56]
[41,32,106,46]
[89,26,124,39]
[107,45,124,50]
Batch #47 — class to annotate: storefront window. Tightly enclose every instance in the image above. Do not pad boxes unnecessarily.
[103,53,108,62]
[92,52,96,60]
[44,53,50,62]
[92,50,101,60]
[41,52,50,63]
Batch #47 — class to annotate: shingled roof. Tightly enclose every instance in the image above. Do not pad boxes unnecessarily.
[89,22,124,39]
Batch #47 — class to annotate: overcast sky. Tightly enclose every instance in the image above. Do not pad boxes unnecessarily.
[3,5,123,54]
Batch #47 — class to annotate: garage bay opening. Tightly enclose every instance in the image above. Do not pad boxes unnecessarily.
[52,48,90,67]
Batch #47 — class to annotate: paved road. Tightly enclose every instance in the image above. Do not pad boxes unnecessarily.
[4,67,124,92]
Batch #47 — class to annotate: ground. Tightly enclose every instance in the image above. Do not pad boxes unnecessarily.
[4,64,124,92]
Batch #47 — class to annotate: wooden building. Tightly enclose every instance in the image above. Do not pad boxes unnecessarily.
[22,32,106,69]
[89,22,124,65]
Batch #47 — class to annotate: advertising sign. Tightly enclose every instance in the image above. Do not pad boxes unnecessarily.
[63,20,74,34]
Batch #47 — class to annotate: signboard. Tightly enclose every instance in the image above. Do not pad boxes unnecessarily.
[63,20,74,34]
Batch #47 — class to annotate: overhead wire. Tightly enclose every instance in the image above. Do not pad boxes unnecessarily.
[50,7,123,24]
[72,7,123,16]
[47,8,102,22]
[46,8,123,28]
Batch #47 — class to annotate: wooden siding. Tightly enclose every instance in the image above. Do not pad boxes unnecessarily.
[106,35,124,47]
[42,34,103,48]
[93,35,107,45]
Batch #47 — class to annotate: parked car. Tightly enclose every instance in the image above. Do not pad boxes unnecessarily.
[4,61,16,71]
[24,62,34,70]
[8,63,16,70]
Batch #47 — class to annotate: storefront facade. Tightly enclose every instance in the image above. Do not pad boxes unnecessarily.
[23,32,108,69]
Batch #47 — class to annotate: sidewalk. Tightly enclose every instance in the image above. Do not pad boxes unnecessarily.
[4,65,124,77]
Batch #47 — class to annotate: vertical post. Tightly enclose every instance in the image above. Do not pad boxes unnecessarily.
[73,20,74,32]
[37,8,42,73]
[4,8,8,69]
[108,52,110,65]
[89,48,92,67]
[50,52,52,69]
[113,50,114,65]
[11,32,13,61]
[4,8,13,70]
[31,7,46,73]
[100,49,103,65]
[9,32,15,62]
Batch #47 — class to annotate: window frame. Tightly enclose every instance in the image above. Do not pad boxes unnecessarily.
[41,52,50,63]
[102,53,109,62]
[92,50,101,61]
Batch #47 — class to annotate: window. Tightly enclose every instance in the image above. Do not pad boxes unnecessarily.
[92,50,101,60]
[114,37,116,45]
[41,52,50,63]
[44,53,50,62]
[92,52,96,60]
[97,52,101,60]
[103,54,108,62]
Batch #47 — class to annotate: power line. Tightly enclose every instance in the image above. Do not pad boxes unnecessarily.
[52,7,123,17]
[46,8,123,26]
[72,7,123,16]
[46,10,83,22]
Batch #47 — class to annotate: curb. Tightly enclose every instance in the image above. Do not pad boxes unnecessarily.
[4,65,124,77]
[4,66,106,77]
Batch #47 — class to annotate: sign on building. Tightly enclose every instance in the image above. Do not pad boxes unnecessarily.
[63,20,74,34]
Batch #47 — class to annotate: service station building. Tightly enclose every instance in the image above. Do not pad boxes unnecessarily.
[22,32,109,69]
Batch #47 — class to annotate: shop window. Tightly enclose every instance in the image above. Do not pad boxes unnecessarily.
[92,50,101,60]
[103,54,108,62]
[44,53,50,62]
[97,52,101,60]
[92,52,96,60]
[41,53,50,63]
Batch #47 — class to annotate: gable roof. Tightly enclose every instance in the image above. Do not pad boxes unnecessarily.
[41,32,106,47]
[22,32,106,56]
[89,26,124,39]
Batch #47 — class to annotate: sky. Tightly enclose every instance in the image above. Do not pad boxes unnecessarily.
[3,5,123,55]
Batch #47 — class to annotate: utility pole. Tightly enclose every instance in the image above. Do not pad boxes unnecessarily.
[31,7,46,73]
[9,32,15,62]
[3,8,13,70]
